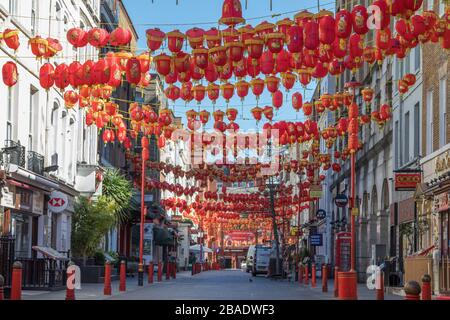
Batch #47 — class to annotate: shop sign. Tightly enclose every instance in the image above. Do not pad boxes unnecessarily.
[394,172,422,191]
[1,186,15,209]
[16,188,33,212]
[435,193,450,212]
[32,191,44,215]
[435,151,450,175]
[310,185,323,199]
[48,191,68,213]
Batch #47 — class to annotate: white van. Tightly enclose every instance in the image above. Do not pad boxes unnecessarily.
[246,245,271,276]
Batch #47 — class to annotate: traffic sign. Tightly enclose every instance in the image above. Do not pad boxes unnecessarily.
[309,234,323,246]
[316,209,326,220]
[335,194,349,208]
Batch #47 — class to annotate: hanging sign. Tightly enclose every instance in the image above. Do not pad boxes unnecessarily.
[316,209,326,220]
[309,234,323,246]
[310,185,323,199]
[335,194,349,208]
[48,191,68,213]
[394,172,421,191]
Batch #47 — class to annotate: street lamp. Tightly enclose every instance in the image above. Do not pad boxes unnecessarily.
[138,138,150,287]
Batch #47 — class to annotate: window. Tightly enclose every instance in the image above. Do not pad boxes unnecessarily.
[414,102,420,158]
[405,112,410,164]
[395,120,400,169]
[414,46,421,71]
[439,77,447,147]
[426,91,434,154]
[31,0,37,35]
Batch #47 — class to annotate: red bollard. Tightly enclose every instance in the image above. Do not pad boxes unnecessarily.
[166,262,170,280]
[172,262,177,279]
[304,265,309,285]
[148,263,154,284]
[157,262,162,282]
[119,260,126,292]
[376,270,384,300]
[104,262,112,296]
[404,281,421,300]
[298,265,303,285]
[311,264,316,288]
[11,261,22,300]
[0,275,4,300]
[334,267,339,298]
[322,265,328,293]
[338,271,358,300]
[66,266,76,301]
[421,275,432,301]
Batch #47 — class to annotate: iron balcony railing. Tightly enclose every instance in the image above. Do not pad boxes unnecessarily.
[27,151,45,175]
[0,140,25,168]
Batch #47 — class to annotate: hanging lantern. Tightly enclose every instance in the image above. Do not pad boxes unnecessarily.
[281,72,296,91]
[363,46,376,64]
[255,21,275,39]
[236,80,250,101]
[146,28,165,52]
[204,63,219,83]
[373,0,391,30]
[312,61,328,79]
[226,108,238,122]
[165,85,180,102]
[329,59,344,76]
[180,82,193,102]
[221,82,235,102]
[205,28,222,48]
[167,30,185,54]
[251,78,265,99]
[54,63,70,91]
[2,61,18,87]
[39,63,55,90]
[265,76,280,94]
[214,121,227,133]
[233,59,247,78]
[335,9,352,38]
[3,29,20,51]
[207,83,220,104]
[304,20,320,51]
[303,101,313,117]
[320,93,333,109]
[298,68,312,87]
[349,33,364,58]
[155,55,174,79]
[199,110,210,125]
[219,0,245,27]
[266,32,285,54]
[67,28,88,48]
[192,84,206,103]
[379,104,392,121]
[213,110,225,122]
[245,37,265,61]
[29,36,48,59]
[361,87,374,104]
[226,41,245,62]
[398,79,409,95]
[137,52,151,73]
[376,28,391,51]
[222,26,240,43]
[315,100,325,113]
[351,5,369,35]
[317,10,335,48]
[292,92,303,112]
[87,28,109,48]
[109,27,132,46]
[403,73,417,86]
[64,90,79,109]
[272,90,283,110]
[186,27,205,49]
[108,62,122,87]
[263,106,274,121]
[251,107,263,121]
[192,48,209,70]
[209,46,228,68]
[239,24,256,42]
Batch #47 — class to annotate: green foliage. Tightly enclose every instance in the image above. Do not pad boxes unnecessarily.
[102,169,134,224]
[94,250,106,266]
[107,251,120,264]
[71,196,116,265]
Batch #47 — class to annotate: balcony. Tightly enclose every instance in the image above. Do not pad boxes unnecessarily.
[27,151,45,175]
[0,140,25,168]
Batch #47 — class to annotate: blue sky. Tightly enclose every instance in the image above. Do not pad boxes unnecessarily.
[122,0,335,130]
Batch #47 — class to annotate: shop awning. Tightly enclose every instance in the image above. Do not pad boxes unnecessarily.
[32,246,69,261]
[190,244,213,253]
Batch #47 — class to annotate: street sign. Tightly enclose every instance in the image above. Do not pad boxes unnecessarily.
[335,194,349,208]
[310,185,323,199]
[48,191,68,213]
[309,234,323,246]
[316,209,326,220]
[394,172,421,191]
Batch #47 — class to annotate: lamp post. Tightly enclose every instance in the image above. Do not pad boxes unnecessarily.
[139,140,150,287]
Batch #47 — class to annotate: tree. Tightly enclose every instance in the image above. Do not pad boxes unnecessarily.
[102,169,134,224]
[71,196,116,265]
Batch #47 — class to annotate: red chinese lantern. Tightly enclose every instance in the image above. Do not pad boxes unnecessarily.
[251,78,265,99]
[165,85,180,102]
[251,107,263,121]
[303,102,313,117]
[192,48,209,70]
[266,32,285,54]
[333,37,348,59]
[403,73,417,86]
[275,49,291,73]
[281,72,296,91]
[3,29,20,51]
[272,90,283,110]
[255,21,275,39]
[245,37,265,61]
[226,41,245,62]
[192,84,206,103]
[349,33,364,58]
[167,30,185,54]
[108,62,122,87]
[286,25,303,54]
[265,76,280,94]
[263,106,274,121]
[205,28,222,48]
[219,0,245,27]
[109,27,132,46]
[180,82,193,102]
[146,28,166,52]
[363,46,376,64]
[214,121,227,133]
[39,63,55,89]
[318,11,335,47]
[298,68,312,87]
[376,28,391,51]
[54,63,70,91]
[292,92,303,112]
[361,87,374,104]
[2,61,18,87]
[373,0,391,30]
[205,63,219,83]
[221,83,235,102]
[87,28,109,48]
[207,83,220,104]
[260,50,275,75]
[154,53,172,77]
[64,90,79,109]
[335,9,352,38]
[67,28,88,48]
[199,110,210,125]
[209,46,228,68]
[226,108,238,122]
[239,24,256,42]
[236,80,250,101]
[186,27,205,49]
[29,36,48,59]
[351,5,369,35]
[304,20,320,51]
[213,110,225,122]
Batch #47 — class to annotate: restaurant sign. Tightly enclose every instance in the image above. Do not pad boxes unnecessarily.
[394,172,421,191]
[310,185,323,199]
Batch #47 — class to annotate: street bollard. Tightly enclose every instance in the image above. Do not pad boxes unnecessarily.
[334,267,339,298]
[104,262,112,296]
[311,264,316,288]
[66,266,76,301]
[166,262,170,280]
[191,263,195,276]
[376,270,384,300]
[304,265,309,285]
[172,263,177,279]
[11,261,22,300]
[404,280,421,300]
[148,263,154,284]
[322,265,328,293]
[0,275,4,300]
[298,264,303,285]
[421,274,432,301]
[119,260,126,292]
[157,262,162,282]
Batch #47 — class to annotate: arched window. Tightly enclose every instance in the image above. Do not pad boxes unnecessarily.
[371,186,378,217]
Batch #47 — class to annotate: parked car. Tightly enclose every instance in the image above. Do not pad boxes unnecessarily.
[247,245,271,276]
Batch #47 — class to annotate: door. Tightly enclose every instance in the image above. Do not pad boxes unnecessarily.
[31,216,38,259]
